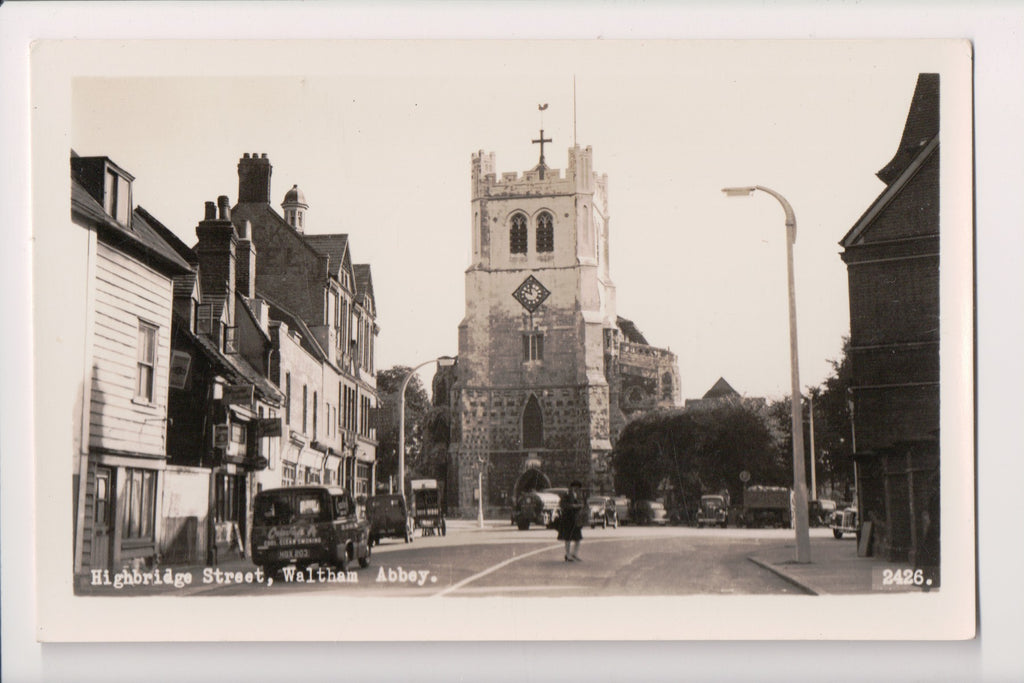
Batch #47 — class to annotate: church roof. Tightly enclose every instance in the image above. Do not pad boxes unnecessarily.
[616,316,649,345]
[703,377,740,399]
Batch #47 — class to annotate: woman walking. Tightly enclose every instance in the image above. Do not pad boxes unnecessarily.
[558,481,585,562]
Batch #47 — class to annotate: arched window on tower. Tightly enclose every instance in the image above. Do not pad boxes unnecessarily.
[536,212,554,252]
[522,395,544,449]
[510,213,528,254]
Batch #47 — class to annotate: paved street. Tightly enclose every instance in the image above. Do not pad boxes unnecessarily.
[165,523,840,598]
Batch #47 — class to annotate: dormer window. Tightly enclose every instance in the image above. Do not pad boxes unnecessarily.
[104,167,132,225]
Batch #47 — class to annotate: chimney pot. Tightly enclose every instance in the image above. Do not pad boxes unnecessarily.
[204,201,217,220]
[217,195,231,220]
[261,153,267,159]
[243,153,250,159]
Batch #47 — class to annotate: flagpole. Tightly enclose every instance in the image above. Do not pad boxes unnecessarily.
[573,75,577,146]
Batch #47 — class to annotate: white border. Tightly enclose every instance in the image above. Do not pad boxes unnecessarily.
[3,1,1020,680]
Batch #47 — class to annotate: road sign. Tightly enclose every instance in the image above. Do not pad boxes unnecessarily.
[739,470,751,483]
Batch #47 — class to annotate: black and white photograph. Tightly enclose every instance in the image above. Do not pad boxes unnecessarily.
[24,37,975,643]
[5,1,1010,668]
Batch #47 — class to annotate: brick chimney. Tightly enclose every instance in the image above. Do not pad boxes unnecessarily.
[195,195,237,327]
[237,152,272,204]
[236,219,257,298]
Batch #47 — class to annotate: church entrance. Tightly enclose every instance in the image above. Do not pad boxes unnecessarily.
[512,467,551,502]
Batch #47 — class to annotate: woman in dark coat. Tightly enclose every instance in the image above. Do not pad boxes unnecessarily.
[558,481,585,561]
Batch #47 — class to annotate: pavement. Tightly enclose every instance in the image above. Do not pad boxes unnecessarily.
[746,534,935,595]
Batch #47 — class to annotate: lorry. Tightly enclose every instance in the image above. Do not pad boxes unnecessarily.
[741,485,792,528]
[410,478,446,537]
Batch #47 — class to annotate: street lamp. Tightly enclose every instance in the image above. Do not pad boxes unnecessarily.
[722,184,812,563]
[397,356,457,502]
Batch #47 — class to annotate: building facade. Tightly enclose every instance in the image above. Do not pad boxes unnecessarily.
[446,140,678,518]
[840,73,940,568]
[230,154,379,499]
[71,154,193,576]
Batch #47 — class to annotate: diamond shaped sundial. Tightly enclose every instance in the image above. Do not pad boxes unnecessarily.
[512,275,550,313]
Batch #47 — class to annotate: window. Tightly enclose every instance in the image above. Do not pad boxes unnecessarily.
[536,212,554,252]
[522,395,544,449]
[122,468,156,541]
[285,373,292,424]
[523,331,544,362]
[230,422,246,445]
[303,385,308,434]
[136,321,158,402]
[510,213,528,254]
[224,326,239,354]
[104,168,131,225]
[196,304,214,335]
[313,391,319,438]
[282,462,297,487]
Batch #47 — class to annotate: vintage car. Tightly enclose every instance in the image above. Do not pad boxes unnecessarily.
[830,506,859,539]
[633,499,669,526]
[809,499,838,527]
[366,494,414,545]
[512,488,562,530]
[587,495,618,529]
[697,494,729,528]
[252,485,371,577]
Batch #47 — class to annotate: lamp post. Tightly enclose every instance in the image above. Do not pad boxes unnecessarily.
[722,185,812,563]
[477,455,486,529]
[397,356,457,502]
[807,391,817,502]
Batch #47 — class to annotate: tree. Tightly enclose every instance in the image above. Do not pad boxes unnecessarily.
[612,398,784,519]
[374,366,431,490]
[808,337,856,501]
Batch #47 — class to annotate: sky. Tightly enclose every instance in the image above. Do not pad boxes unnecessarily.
[70,40,957,401]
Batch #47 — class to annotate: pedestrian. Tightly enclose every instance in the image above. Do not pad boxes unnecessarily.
[558,480,585,562]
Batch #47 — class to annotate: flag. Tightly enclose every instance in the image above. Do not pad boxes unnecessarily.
[538,103,549,111]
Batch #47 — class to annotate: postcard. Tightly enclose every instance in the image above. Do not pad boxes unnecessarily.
[30,36,974,642]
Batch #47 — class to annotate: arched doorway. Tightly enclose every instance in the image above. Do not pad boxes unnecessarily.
[512,467,551,502]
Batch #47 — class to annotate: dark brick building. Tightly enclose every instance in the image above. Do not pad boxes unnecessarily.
[840,73,940,569]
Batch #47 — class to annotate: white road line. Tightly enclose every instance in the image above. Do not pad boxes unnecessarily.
[431,543,563,597]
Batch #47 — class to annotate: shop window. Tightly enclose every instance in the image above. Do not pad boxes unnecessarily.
[122,468,156,541]
[282,462,297,487]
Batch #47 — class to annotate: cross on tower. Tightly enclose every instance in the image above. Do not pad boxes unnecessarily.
[532,129,552,178]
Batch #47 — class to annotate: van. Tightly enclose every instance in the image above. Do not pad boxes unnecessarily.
[252,486,371,576]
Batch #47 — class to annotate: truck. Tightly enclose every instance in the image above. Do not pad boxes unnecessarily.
[410,479,446,537]
[741,485,792,528]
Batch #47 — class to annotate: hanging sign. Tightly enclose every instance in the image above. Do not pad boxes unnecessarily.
[222,384,254,406]
[168,350,192,389]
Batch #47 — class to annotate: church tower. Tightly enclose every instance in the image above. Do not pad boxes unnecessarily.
[450,136,619,517]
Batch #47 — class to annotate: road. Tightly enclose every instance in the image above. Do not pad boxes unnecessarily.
[184,523,833,597]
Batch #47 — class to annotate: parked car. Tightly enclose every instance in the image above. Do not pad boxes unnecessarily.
[611,496,632,525]
[697,494,729,528]
[587,495,618,529]
[830,507,859,539]
[512,489,562,530]
[252,485,371,577]
[633,499,669,526]
[366,494,414,545]
[809,499,837,527]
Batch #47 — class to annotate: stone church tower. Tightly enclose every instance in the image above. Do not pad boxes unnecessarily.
[448,138,621,518]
